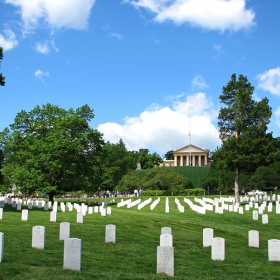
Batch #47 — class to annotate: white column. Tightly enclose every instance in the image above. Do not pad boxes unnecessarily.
[180,156,183,166]
[192,155,195,166]
[174,156,177,166]
[204,154,208,167]
[186,156,189,166]
[199,156,201,167]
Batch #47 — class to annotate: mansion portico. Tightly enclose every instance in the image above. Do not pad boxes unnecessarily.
[160,144,209,167]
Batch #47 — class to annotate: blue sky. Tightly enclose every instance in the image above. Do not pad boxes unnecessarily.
[0,0,280,157]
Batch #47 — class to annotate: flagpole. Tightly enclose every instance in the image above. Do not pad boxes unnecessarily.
[189,106,191,166]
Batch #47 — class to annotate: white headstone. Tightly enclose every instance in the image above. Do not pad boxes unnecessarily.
[107,207,112,215]
[160,234,173,247]
[101,208,106,217]
[211,237,225,261]
[60,222,70,240]
[0,232,4,262]
[32,226,45,249]
[262,214,269,224]
[0,208,3,220]
[94,206,98,213]
[248,230,259,248]
[203,228,214,247]
[77,212,83,223]
[161,227,172,235]
[16,202,22,211]
[268,239,280,262]
[44,204,49,211]
[157,246,174,276]
[21,209,28,221]
[88,207,93,214]
[252,210,258,220]
[28,202,33,210]
[50,211,57,222]
[105,224,116,243]
[63,238,82,271]
[0,201,4,208]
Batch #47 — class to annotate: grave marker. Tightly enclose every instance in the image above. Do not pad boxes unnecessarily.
[63,238,82,271]
[32,226,45,249]
[203,228,214,247]
[268,239,280,262]
[157,246,174,276]
[160,234,173,247]
[248,230,259,248]
[21,209,28,221]
[105,224,116,243]
[161,227,172,235]
[0,232,3,262]
[211,237,225,261]
[60,222,70,240]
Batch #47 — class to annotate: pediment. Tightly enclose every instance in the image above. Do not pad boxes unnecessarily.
[174,144,207,154]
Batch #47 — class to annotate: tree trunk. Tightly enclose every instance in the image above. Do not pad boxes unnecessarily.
[235,167,240,204]
[48,191,55,204]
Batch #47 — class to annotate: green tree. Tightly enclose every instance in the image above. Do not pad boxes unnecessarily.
[0,103,104,202]
[249,166,279,191]
[164,150,174,160]
[117,171,143,192]
[143,167,187,195]
[101,140,137,191]
[0,47,5,86]
[217,74,276,203]
[137,149,162,169]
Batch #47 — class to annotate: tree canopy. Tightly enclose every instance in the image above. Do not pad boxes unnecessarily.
[216,74,277,203]
[0,103,104,202]
[0,47,5,86]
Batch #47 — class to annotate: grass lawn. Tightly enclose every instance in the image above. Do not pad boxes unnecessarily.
[0,196,280,280]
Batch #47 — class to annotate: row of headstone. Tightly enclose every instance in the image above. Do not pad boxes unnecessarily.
[138,198,152,210]
[150,197,160,210]
[174,198,184,213]
[165,197,169,213]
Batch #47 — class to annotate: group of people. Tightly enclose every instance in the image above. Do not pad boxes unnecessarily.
[134,189,142,197]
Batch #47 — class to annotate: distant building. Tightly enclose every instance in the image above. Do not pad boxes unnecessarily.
[159,144,209,167]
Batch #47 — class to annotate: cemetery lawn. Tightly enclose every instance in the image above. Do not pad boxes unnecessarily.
[0,197,280,280]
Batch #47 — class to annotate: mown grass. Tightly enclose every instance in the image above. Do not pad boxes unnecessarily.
[0,196,279,280]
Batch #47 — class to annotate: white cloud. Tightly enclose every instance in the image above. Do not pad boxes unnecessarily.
[109,33,123,40]
[257,67,280,96]
[5,0,96,32]
[35,42,49,54]
[191,75,209,90]
[35,69,49,81]
[97,91,220,155]
[125,0,255,32]
[275,107,280,127]
[35,39,59,54]
[0,29,18,51]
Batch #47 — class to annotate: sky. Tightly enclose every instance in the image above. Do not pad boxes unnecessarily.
[0,0,280,158]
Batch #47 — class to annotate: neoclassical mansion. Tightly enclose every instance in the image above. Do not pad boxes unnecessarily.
[159,144,209,167]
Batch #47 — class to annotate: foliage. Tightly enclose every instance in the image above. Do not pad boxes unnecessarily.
[142,167,189,195]
[0,103,104,201]
[0,46,5,86]
[117,170,143,191]
[217,74,276,203]
[101,140,138,191]
[136,149,162,169]
[142,189,165,196]
[249,166,279,190]
[164,150,174,160]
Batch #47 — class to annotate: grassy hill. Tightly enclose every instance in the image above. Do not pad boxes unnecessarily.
[135,166,210,188]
